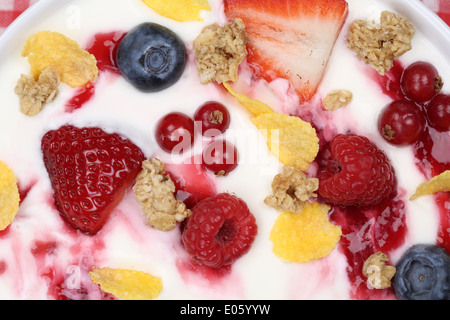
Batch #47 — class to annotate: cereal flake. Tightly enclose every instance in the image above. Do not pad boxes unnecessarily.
[22,31,98,88]
[0,160,20,230]
[270,202,341,263]
[265,166,319,213]
[193,18,248,84]
[410,170,450,200]
[89,268,163,300]
[347,11,414,75]
[133,158,191,231]
[223,81,273,116]
[250,112,319,171]
[142,0,211,22]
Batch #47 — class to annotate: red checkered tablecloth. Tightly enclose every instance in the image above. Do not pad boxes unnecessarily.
[0,0,450,35]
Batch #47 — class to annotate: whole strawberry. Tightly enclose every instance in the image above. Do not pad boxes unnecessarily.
[182,193,258,268]
[317,134,396,206]
[41,125,145,234]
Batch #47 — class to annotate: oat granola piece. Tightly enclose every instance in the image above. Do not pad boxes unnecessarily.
[323,90,353,111]
[14,66,60,116]
[264,166,319,213]
[193,18,248,84]
[362,251,396,289]
[133,158,191,231]
[347,11,414,75]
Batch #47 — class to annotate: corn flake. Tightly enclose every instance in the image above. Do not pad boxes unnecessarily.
[142,0,211,22]
[410,170,450,200]
[89,268,163,300]
[251,112,319,171]
[223,82,273,116]
[22,31,98,88]
[270,202,341,263]
[0,161,20,231]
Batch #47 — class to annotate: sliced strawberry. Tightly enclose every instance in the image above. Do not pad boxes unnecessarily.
[224,0,348,103]
[41,125,145,234]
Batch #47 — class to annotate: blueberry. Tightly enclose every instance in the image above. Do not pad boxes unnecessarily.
[393,244,449,300]
[116,22,186,92]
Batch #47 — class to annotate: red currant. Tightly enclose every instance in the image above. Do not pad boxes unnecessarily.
[425,94,450,132]
[378,100,426,145]
[194,101,230,136]
[155,112,195,153]
[400,61,443,103]
[202,140,238,175]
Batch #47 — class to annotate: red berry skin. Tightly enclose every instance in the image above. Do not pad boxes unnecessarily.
[378,100,426,145]
[155,112,195,153]
[194,101,231,136]
[317,134,396,207]
[400,61,443,103]
[182,193,258,268]
[426,94,450,132]
[202,140,238,175]
[41,125,145,234]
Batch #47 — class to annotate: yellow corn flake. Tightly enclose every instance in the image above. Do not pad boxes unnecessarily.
[89,268,163,300]
[223,82,274,116]
[270,202,342,263]
[22,31,98,88]
[410,170,450,200]
[0,161,20,230]
[251,112,319,171]
[142,0,211,22]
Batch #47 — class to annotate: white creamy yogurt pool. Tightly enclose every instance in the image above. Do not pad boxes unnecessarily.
[0,0,447,299]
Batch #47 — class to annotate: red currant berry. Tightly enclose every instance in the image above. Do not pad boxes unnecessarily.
[194,101,230,136]
[155,112,195,153]
[400,61,443,103]
[426,93,450,132]
[202,140,238,175]
[378,100,426,146]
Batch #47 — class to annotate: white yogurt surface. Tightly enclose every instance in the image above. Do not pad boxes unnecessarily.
[0,0,447,299]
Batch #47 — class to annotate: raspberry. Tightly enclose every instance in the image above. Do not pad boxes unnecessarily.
[181,193,258,268]
[317,134,396,206]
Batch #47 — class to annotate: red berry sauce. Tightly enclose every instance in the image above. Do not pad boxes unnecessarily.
[85,31,126,74]
[164,158,217,209]
[64,31,126,112]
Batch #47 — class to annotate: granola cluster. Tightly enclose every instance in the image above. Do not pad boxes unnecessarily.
[14,66,60,116]
[322,90,353,111]
[347,11,414,75]
[193,18,248,84]
[362,252,396,289]
[264,166,319,213]
[133,158,191,231]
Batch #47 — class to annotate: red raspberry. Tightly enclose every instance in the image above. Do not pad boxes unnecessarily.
[181,193,258,268]
[317,134,396,206]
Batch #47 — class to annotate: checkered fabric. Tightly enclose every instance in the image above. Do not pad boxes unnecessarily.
[0,0,449,35]
[0,0,39,34]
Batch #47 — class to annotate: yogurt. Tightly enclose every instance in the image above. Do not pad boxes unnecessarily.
[0,0,448,300]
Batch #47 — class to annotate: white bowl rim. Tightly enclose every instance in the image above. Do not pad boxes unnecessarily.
[1,0,449,58]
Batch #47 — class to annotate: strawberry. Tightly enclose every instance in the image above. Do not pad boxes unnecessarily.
[41,125,145,234]
[224,0,348,103]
